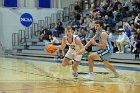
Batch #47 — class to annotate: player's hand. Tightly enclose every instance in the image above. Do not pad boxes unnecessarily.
[92,39,97,45]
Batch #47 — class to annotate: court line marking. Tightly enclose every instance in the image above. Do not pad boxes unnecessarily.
[0,56,140,72]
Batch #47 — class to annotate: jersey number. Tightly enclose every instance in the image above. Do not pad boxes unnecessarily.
[69,45,75,50]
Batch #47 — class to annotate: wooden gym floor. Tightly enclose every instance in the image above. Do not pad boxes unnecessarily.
[0,55,140,93]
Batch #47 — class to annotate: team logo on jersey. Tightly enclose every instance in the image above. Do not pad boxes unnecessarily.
[20,13,33,27]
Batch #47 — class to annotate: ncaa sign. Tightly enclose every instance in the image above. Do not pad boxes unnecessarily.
[20,13,33,27]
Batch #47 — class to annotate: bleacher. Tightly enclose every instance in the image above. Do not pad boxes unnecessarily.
[11,0,140,64]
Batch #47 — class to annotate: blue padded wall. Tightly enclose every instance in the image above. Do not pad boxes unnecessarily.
[38,0,51,8]
[4,0,18,7]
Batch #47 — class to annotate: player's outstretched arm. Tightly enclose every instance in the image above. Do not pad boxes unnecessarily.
[76,38,92,55]
[55,38,66,50]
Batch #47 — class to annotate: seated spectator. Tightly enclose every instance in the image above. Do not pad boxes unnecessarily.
[49,35,64,58]
[39,28,52,42]
[129,15,135,25]
[53,19,64,37]
[74,10,81,21]
[103,15,116,30]
[135,28,140,54]
[39,29,45,42]
[114,4,125,23]
[115,29,130,53]
[87,17,96,35]
[78,27,87,45]
[86,29,94,39]
[123,24,131,37]
[134,12,140,28]
[74,3,81,13]
[108,30,118,53]
[113,0,122,12]
[130,31,137,53]
[72,20,80,28]
[130,22,136,32]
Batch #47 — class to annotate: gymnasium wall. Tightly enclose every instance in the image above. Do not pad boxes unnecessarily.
[0,0,2,7]
[0,0,78,8]
[0,8,60,49]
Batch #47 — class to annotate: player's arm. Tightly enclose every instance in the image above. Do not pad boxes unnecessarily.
[75,36,84,50]
[55,37,66,50]
[84,34,97,49]
[93,32,107,49]
[75,36,95,55]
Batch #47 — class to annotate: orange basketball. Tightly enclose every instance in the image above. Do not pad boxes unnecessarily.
[45,44,57,54]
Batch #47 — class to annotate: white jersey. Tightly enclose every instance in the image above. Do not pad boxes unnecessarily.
[64,35,80,52]
[64,35,82,62]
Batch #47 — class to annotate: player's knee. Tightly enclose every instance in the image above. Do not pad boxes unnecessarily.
[88,55,94,61]
[62,63,67,67]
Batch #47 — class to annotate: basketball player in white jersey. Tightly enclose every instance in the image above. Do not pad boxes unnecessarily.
[55,26,84,80]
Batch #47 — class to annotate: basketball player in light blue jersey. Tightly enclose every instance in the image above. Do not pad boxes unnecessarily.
[55,26,84,80]
[72,21,119,80]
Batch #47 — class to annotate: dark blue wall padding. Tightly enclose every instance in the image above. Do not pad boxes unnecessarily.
[4,0,18,7]
[38,0,51,8]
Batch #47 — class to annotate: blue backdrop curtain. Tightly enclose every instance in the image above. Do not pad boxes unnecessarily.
[38,0,51,8]
[3,0,18,7]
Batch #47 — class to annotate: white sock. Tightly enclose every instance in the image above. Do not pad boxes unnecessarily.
[89,72,93,75]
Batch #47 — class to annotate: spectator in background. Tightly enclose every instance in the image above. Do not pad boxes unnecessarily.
[123,24,131,38]
[114,3,125,23]
[129,15,136,25]
[103,15,116,31]
[115,29,130,53]
[113,0,122,12]
[87,17,96,35]
[39,28,45,42]
[53,19,64,37]
[74,10,81,21]
[39,28,52,42]
[135,28,140,54]
[134,12,140,28]
[74,3,81,13]
[78,27,87,45]
[108,30,118,53]
[130,31,137,53]
[130,22,136,32]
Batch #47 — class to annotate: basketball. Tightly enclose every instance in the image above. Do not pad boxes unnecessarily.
[45,44,57,54]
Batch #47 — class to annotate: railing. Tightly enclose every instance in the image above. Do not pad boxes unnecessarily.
[63,7,69,22]
[45,16,51,28]
[57,10,63,21]
[69,4,75,20]
[38,20,45,30]
[32,23,39,36]
[0,41,4,54]
[18,30,26,44]
[12,33,19,46]
[25,27,31,39]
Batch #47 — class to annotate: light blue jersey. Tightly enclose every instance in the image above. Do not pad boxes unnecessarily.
[96,30,113,61]
[96,30,113,51]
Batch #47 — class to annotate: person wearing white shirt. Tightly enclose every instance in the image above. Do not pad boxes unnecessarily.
[134,12,140,28]
[116,29,130,53]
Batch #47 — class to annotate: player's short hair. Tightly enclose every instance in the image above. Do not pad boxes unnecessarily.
[95,20,104,27]
[65,26,72,31]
